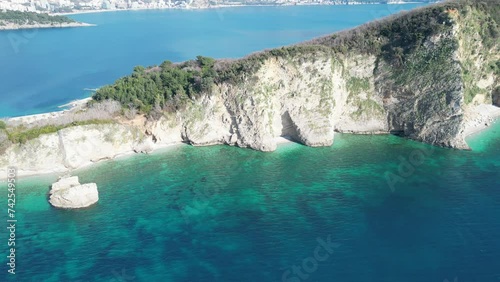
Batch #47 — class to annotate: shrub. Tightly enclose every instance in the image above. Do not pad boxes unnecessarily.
[93,56,219,115]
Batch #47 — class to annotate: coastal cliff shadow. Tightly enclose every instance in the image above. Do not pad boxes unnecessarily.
[280,111,301,143]
[389,130,405,136]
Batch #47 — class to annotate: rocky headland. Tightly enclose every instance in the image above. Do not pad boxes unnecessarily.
[0,10,93,31]
[0,22,95,31]
[0,0,499,179]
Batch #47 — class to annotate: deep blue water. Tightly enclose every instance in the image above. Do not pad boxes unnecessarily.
[0,121,499,281]
[0,4,425,117]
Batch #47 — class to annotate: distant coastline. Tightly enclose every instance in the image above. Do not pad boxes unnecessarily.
[53,2,431,16]
[0,22,95,31]
[1,1,431,29]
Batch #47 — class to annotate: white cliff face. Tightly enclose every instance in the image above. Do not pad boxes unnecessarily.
[59,123,146,169]
[146,113,184,145]
[148,53,391,151]
[172,55,342,151]
[334,55,388,134]
[49,176,99,209]
[0,133,67,176]
[0,123,147,178]
[162,26,494,151]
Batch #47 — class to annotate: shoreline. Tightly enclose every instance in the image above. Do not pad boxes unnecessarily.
[4,138,296,180]
[462,104,500,138]
[3,103,500,180]
[57,97,93,110]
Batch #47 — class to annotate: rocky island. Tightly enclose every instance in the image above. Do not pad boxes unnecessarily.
[0,0,499,178]
[49,176,99,208]
[0,10,93,30]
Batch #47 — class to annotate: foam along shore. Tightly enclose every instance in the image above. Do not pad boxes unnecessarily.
[462,104,500,137]
[58,97,93,110]
[6,97,92,126]
[0,22,95,31]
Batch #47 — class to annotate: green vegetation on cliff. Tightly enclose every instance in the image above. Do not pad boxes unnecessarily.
[92,0,499,115]
[0,10,75,26]
[93,45,333,115]
[453,1,500,104]
[93,56,217,114]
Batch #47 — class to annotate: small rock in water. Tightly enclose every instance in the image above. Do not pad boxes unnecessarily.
[49,176,99,209]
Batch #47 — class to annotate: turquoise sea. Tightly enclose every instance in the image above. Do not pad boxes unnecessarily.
[0,4,425,117]
[1,4,500,282]
[1,121,500,281]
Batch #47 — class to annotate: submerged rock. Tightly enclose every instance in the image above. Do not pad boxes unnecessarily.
[49,176,99,209]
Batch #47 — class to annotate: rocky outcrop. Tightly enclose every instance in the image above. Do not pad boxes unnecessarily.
[49,176,99,209]
[0,2,498,178]
[141,2,496,151]
[0,123,147,177]
[141,32,491,151]
[161,55,338,151]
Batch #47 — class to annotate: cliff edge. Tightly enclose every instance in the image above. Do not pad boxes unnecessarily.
[1,0,499,178]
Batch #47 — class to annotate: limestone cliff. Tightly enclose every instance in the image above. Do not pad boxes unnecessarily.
[147,1,499,151]
[0,124,149,177]
[0,1,499,178]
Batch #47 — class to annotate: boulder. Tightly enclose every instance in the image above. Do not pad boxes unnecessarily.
[50,176,79,194]
[49,176,99,209]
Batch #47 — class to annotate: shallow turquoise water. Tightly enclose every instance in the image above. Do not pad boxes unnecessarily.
[1,122,499,281]
[0,4,425,117]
